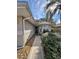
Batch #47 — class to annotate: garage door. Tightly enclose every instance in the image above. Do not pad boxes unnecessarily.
[17,16,23,48]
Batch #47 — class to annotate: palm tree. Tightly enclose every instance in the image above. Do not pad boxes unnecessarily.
[45,0,61,22]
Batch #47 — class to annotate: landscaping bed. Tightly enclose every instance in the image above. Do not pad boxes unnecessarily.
[41,32,61,59]
[17,35,35,59]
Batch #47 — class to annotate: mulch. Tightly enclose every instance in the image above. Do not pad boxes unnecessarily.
[17,35,35,59]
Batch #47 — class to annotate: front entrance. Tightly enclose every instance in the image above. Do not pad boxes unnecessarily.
[35,26,38,35]
[43,29,49,33]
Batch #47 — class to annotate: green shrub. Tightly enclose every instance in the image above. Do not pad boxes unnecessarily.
[41,32,61,59]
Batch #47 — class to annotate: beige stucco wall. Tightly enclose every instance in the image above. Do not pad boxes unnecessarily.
[17,2,35,49]
[17,2,31,18]
[17,16,24,48]
[23,20,35,46]
[17,17,35,48]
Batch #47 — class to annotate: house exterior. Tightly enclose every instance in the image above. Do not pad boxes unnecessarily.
[17,1,35,49]
[36,21,52,34]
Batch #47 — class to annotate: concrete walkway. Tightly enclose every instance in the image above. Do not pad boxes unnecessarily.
[27,35,44,59]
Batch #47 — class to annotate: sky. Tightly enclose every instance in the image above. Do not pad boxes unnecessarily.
[27,0,50,19]
[18,0,61,24]
[53,9,61,24]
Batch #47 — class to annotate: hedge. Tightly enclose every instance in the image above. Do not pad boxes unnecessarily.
[41,32,61,59]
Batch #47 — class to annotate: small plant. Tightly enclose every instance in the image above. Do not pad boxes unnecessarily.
[41,32,61,59]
